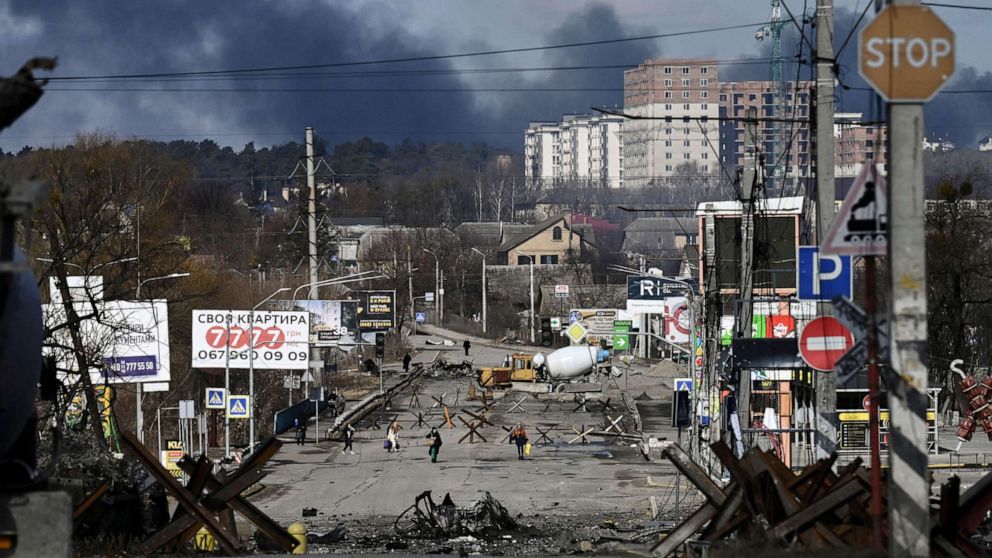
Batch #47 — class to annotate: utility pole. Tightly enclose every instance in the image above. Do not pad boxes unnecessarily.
[886,3,931,555]
[407,248,414,322]
[305,127,319,401]
[813,0,838,463]
[735,106,759,442]
[702,207,721,464]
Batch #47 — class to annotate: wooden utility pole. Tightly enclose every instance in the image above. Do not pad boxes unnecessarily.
[814,0,839,463]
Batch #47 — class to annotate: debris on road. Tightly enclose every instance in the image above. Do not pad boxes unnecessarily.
[425,338,456,346]
[394,491,518,537]
[424,359,475,379]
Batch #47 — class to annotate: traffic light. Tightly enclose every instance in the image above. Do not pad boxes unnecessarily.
[540,318,553,347]
[375,333,385,359]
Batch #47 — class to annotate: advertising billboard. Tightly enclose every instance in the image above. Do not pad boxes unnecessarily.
[43,300,171,384]
[626,275,690,314]
[191,310,309,370]
[357,290,396,331]
[266,300,359,346]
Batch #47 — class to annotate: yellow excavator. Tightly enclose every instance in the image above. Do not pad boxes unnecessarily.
[478,353,539,388]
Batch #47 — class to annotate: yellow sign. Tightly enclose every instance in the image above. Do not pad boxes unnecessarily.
[161,440,184,479]
[839,411,936,422]
[565,323,587,343]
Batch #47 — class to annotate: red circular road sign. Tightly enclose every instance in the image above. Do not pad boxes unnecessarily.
[799,316,855,372]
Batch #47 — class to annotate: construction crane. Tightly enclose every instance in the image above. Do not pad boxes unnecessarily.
[755,0,789,193]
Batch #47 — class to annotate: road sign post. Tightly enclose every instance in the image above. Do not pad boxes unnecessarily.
[860,3,952,555]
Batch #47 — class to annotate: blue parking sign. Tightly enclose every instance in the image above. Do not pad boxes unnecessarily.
[798,246,852,301]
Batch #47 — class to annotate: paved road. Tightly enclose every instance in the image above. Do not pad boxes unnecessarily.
[251,326,691,537]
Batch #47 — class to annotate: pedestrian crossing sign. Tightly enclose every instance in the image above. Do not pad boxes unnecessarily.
[226,395,251,419]
[205,387,226,410]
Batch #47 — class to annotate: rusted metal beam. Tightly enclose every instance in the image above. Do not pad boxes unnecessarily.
[768,477,865,541]
[72,482,109,524]
[120,432,241,555]
[956,468,992,534]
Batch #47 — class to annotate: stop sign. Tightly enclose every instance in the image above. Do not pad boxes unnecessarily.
[859,5,954,102]
[799,316,855,372]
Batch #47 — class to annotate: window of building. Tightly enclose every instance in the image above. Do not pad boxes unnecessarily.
[665,164,673,172]
[664,91,672,99]
[665,152,673,160]
[682,91,690,99]
[683,140,691,147]
[702,152,709,160]
[665,140,672,147]
[701,91,708,99]
[719,94,727,102]
[665,103,673,110]
[665,128,672,135]
[700,78,708,86]
[684,127,690,134]
[682,67,690,74]
[540,255,559,265]
[702,164,710,172]
[552,226,562,241]
[664,66,672,74]
[683,103,690,110]
[701,66,709,74]
[683,153,691,160]
[701,103,708,110]
[682,79,690,87]
[517,255,532,265]
[749,94,756,101]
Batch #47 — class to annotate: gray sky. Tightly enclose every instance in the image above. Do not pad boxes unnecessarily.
[2,1,990,153]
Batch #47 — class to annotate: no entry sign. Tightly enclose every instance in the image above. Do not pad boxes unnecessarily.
[799,316,854,372]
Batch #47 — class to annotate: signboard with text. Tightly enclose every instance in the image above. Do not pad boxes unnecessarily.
[191,310,309,370]
[357,290,396,331]
[626,275,691,314]
[266,299,358,346]
[43,300,171,384]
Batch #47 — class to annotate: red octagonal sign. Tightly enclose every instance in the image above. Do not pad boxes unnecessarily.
[800,316,855,372]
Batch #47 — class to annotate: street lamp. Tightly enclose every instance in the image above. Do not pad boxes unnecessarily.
[470,248,487,334]
[290,270,385,301]
[518,254,537,344]
[422,249,442,324]
[136,272,190,299]
[133,271,189,445]
[249,287,290,452]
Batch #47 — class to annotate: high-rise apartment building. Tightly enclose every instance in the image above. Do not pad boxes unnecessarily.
[524,114,624,188]
[834,112,887,178]
[717,80,813,189]
[622,58,721,187]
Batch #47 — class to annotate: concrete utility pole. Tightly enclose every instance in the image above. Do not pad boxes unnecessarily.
[886,2,931,555]
[471,248,487,334]
[735,107,759,434]
[814,0,839,463]
[702,207,721,464]
[305,127,320,399]
[407,248,414,322]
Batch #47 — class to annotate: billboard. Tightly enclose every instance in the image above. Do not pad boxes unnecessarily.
[626,276,690,314]
[191,310,309,370]
[43,300,171,384]
[357,290,396,331]
[266,300,359,346]
[663,297,691,344]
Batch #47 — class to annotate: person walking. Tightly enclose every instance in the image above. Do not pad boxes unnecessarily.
[391,421,402,451]
[511,424,528,460]
[295,418,307,446]
[427,427,442,463]
[463,339,471,356]
[403,353,412,373]
[342,423,355,455]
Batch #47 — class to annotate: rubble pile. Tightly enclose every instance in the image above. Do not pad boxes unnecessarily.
[424,359,475,379]
[651,441,992,557]
[395,491,518,537]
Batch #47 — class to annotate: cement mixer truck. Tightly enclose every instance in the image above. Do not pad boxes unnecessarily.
[478,346,612,390]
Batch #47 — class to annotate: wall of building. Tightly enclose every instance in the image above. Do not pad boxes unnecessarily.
[505,218,583,266]
[524,115,624,189]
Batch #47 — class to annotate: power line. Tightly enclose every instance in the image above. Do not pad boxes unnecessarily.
[923,2,992,10]
[49,59,778,85]
[47,22,769,81]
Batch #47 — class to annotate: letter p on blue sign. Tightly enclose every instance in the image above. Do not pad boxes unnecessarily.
[798,246,852,301]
